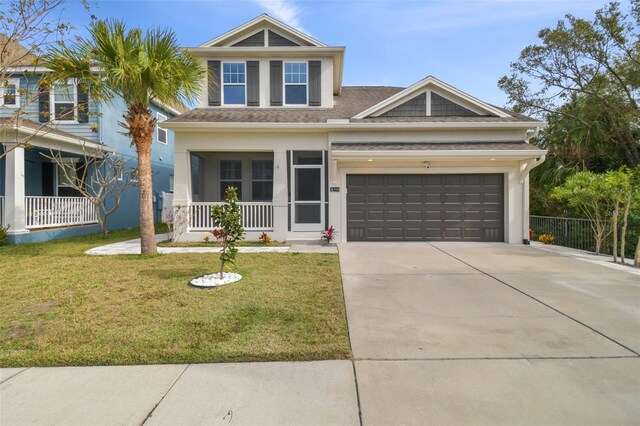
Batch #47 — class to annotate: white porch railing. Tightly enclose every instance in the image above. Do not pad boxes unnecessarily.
[189,202,273,231]
[25,196,98,229]
[0,196,4,227]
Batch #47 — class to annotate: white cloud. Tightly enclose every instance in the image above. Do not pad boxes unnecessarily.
[253,0,307,32]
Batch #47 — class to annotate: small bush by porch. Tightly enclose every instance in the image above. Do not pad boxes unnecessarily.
[0,229,351,367]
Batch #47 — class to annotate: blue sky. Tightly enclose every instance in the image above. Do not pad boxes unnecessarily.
[63,0,611,107]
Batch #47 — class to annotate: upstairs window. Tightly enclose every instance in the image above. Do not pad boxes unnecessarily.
[1,79,19,107]
[222,62,246,105]
[52,82,76,121]
[156,112,168,144]
[284,62,307,105]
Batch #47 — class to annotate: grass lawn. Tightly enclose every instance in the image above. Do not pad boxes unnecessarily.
[0,229,351,367]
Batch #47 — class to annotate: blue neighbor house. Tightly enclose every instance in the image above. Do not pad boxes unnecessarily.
[0,41,180,244]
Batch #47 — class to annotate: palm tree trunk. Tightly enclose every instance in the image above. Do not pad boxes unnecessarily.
[125,105,157,255]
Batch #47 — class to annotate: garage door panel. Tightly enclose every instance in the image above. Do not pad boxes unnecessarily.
[347,174,504,242]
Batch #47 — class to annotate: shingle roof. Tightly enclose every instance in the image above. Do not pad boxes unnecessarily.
[332,142,544,151]
[168,86,540,124]
[0,34,38,68]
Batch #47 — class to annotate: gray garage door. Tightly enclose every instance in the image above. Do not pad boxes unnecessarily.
[347,174,504,242]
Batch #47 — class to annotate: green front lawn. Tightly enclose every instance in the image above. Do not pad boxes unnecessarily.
[0,229,351,367]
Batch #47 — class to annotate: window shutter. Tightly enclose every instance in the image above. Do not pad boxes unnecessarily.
[270,61,283,106]
[208,60,221,106]
[38,84,50,122]
[308,61,321,106]
[247,61,260,107]
[77,82,89,123]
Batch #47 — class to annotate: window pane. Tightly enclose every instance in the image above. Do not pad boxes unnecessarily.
[220,160,242,179]
[158,129,167,144]
[252,181,273,201]
[251,160,273,180]
[285,85,306,104]
[224,85,245,104]
[295,204,321,224]
[223,63,245,84]
[3,84,16,105]
[55,103,74,120]
[295,168,321,201]
[285,63,306,84]
[54,84,74,102]
[220,182,242,200]
[293,151,322,165]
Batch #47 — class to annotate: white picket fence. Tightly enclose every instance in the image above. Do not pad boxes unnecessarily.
[25,196,98,229]
[189,202,273,231]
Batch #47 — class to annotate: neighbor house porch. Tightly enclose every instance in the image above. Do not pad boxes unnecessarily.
[1,119,111,243]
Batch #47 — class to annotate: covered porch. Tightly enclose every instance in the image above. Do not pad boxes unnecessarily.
[1,119,110,242]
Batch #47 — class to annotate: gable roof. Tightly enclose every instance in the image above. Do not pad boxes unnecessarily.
[199,14,327,48]
[0,34,38,68]
[352,76,511,119]
[166,86,539,125]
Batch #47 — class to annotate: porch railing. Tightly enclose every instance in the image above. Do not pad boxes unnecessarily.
[0,196,4,227]
[25,196,98,229]
[189,202,273,231]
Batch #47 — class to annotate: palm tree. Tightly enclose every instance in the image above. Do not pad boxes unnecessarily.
[43,20,203,254]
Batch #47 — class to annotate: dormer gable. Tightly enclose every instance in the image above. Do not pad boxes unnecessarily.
[353,76,511,119]
[199,14,327,48]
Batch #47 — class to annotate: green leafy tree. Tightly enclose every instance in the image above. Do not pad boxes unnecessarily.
[211,187,245,278]
[42,19,204,255]
[500,0,640,198]
[552,171,615,254]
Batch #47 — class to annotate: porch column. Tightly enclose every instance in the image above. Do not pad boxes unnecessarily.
[3,143,27,235]
[171,148,191,242]
[272,149,288,241]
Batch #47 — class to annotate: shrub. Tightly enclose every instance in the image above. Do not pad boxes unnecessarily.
[321,225,335,244]
[0,225,8,246]
[210,187,245,278]
[538,234,555,245]
[259,232,272,244]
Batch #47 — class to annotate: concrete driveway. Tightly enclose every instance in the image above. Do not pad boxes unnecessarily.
[340,242,640,425]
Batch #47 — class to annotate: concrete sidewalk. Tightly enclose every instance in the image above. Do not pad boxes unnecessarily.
[1,361,359,426]
[85,234,337,255]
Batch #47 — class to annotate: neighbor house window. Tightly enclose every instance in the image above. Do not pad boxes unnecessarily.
[51,82,76,121]
[156,112,167,144]
[284,62,307,105]
[222,62,246,105]
[220,160,242,200]
[251,160,273,201]
[1,79,19,107]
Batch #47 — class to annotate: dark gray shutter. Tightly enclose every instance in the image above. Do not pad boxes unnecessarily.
[42,163,55,195]
[207,60,221,106]
[38,84,49,122]
[247,61,260,107]
[308,61,321,106]
[77,82,89,123]
[270,61,283,106]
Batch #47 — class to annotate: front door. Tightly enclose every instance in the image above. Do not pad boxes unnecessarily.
[291,151,324,231]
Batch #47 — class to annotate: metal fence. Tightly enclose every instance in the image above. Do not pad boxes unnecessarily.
[530,215,638,258]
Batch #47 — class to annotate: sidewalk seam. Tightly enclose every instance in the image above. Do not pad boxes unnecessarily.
[140,364,190,425]
[0,368,29,385]
[430,243,640,358]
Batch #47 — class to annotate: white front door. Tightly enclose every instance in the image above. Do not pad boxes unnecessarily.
[291,151,324,232]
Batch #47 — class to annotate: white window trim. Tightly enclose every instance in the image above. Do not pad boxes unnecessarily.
[283,61,309,107]
[156,112,168,144]
[221,61,247,107]
[50,80,78,124]
[0,78,20,108]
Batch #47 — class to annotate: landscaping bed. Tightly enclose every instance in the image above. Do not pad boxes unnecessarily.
[0,229,350,367]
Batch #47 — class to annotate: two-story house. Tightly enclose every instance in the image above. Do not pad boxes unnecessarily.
[0,41,180,243]
[162,14,547,244]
